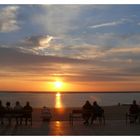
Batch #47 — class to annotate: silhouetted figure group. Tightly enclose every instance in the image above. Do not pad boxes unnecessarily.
[82,100,104,125]
[0,100,32,125]
[129,100,140,123]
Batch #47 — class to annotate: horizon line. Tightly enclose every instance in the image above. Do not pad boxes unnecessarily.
[0,90,140,94]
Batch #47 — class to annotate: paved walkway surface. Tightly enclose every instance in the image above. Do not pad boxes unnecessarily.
[0,120,140,135]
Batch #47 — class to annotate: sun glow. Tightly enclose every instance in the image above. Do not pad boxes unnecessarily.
[54,81,63,89]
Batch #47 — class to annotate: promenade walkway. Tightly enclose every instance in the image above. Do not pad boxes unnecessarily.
[0,120,140,135]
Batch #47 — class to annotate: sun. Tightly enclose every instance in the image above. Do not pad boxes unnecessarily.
[54,81,63,89]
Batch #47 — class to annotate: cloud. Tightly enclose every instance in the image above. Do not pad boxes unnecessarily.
[0,46,90,82]
[0,45,140,83]
[109,46,140,53]
[0,5,140,87]
[21,35,53,49]
[38,36,53,49]
[33,5,85,35]
[100,45,140,62]
[0,6,19,32]
[0,47,87,67]
[6,33,140,63]
[138,22,140,26]
[14,35,54,55]
[89,18,128,29]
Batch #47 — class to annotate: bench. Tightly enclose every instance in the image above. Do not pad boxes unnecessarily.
[69,109,83,125]
[69,109,105,125]
[126,112,140,124]
[0,110,32,125]
[22,110,32,125]
[94,112,105,125]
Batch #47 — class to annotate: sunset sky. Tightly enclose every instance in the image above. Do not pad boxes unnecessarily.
[0,5,140,91]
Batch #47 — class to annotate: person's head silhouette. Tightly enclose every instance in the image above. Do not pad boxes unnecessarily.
[26,101,30,106]
[93,101,97,106]
[133,100,137,105]
[16,101,20,105]
[6,102,10,107]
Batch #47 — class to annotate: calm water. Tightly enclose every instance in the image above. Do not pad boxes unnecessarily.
[0,92,140,108]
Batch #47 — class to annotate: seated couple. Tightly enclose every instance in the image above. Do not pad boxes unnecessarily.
[82,100,104,125]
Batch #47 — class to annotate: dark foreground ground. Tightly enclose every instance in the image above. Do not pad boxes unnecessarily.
[0,106,140,135]
[0,120,140,135]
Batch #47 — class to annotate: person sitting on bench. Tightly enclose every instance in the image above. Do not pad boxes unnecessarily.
[14,101,23,125]
[23,102,33,125]
[41,106,52,122]
[82,100,92,125]
[90,101,104,125]
[0,100,5,125]
[5,102,13,125]
[129,100,140,123]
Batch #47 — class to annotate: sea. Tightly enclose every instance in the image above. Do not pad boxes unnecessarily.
[0,92,140,108]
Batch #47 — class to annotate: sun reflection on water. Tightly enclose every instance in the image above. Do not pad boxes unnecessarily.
[55,92,62,108]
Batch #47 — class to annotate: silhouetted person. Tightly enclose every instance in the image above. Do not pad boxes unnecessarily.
[23,102,32,125]
[5,102,13,125]
[41,106,52,122]
[91,101,104,125]
[14,101,23,125]
[129,100,140,123]
[0,100,5,125]
[82,100,92,125]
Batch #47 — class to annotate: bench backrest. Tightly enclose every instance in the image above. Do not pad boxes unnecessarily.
[72,110,82,114]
